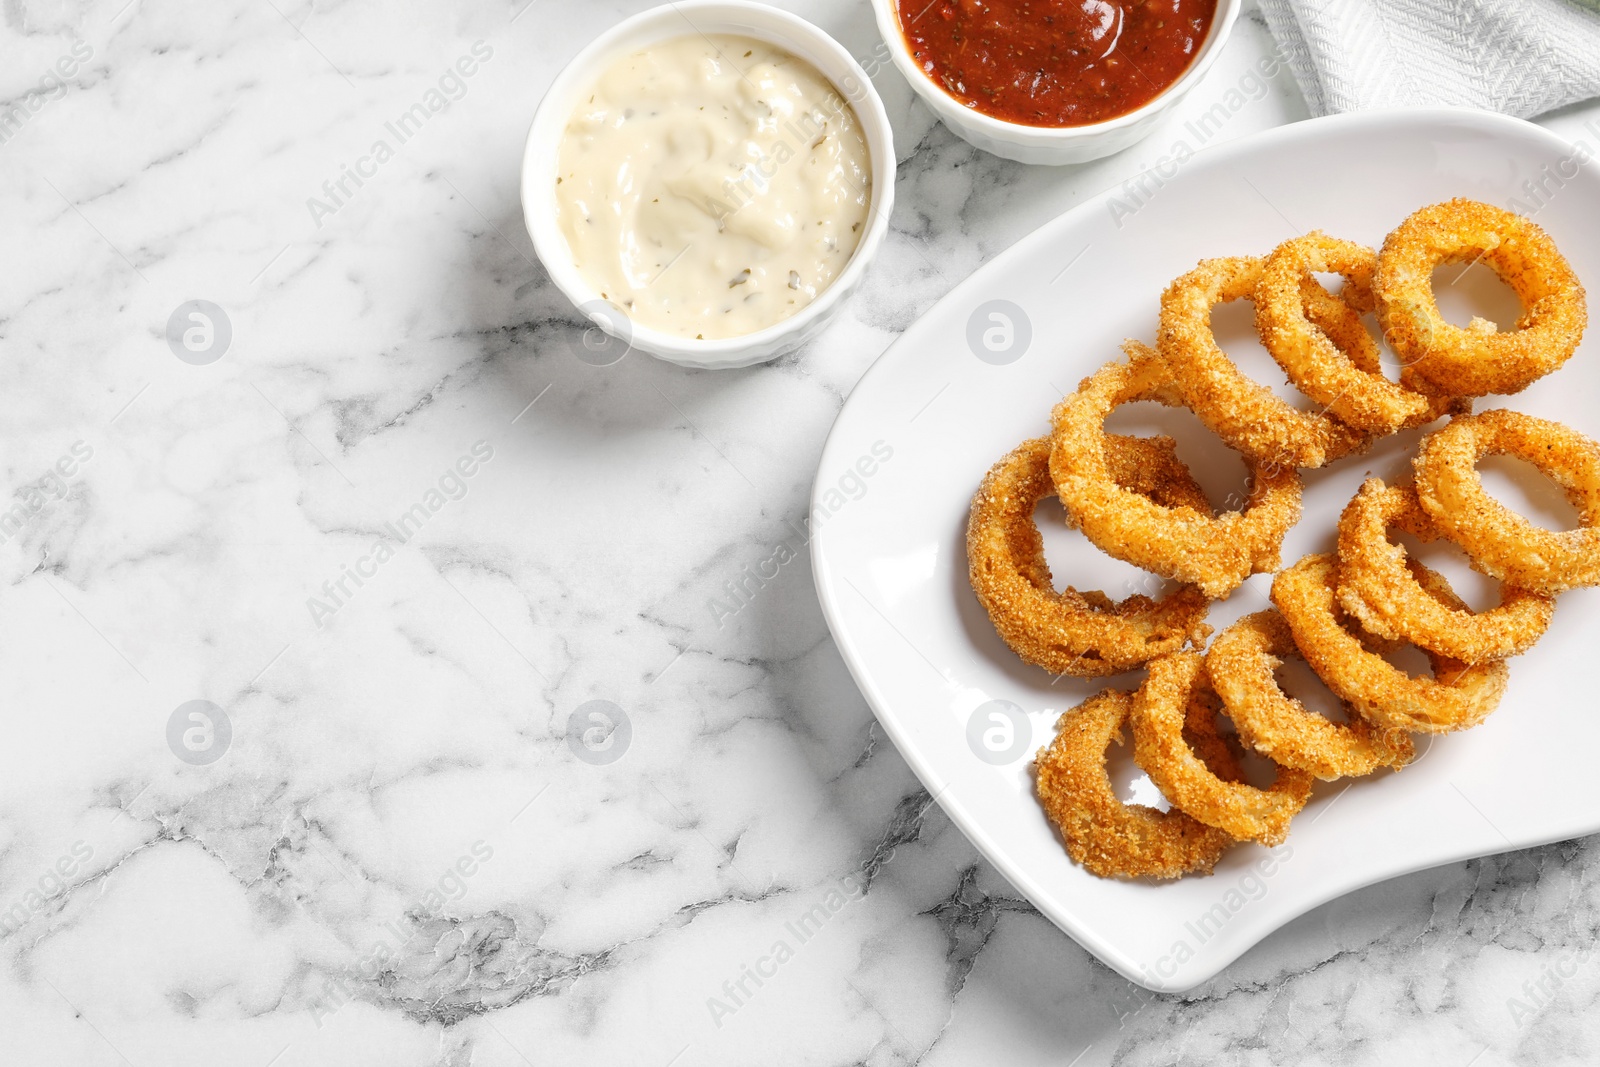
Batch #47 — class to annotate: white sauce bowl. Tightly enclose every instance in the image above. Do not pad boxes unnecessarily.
[868,0,1241,166]
[523,1,897,369]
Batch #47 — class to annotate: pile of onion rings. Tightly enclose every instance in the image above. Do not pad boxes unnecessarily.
[959,199,1594,880]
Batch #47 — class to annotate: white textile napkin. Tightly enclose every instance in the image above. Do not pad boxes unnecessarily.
[1256,0,1600,118]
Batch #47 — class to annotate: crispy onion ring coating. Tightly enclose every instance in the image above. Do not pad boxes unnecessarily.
[967,435,1213,676]
[1374,198,1587,398]
[1257,233,1452,435]
[1035,689,1237,879]
[1157,255,1372,468]
[1049,344,1304,599]
[1131,652,1314,846]
[1207,611,1414,780]
[1272,554,1510,734]
[1412,410,1600,594]
[1337,477,1555,661]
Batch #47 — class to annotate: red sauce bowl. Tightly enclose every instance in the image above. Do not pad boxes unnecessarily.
[870,0,1241,165]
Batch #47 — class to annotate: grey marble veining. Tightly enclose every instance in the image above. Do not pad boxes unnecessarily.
[2,0,1599,1064]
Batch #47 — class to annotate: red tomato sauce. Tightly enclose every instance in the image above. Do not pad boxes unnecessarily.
[897,0,1217,128]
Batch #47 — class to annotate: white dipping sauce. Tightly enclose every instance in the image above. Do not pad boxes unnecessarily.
[555,34,872,340]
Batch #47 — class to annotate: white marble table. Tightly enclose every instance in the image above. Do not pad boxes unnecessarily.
[4,1,1600,1063]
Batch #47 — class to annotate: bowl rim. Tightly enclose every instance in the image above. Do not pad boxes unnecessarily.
[867,0,1243,144]
[521,0,897,366]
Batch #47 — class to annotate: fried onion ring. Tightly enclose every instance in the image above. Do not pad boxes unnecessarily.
[1374,198,1587,398]
[967,435,1213,676]
[1256,233,1452,434]
[1035,689,1237,879]
[1049,344,1304,599]
[1207,611,1414,780]
[1131,652,1315,846]
[1272,554,1510,734]
[1337,477,1555,661]
[1157,255,1372,468]
[1412,410,1600,594]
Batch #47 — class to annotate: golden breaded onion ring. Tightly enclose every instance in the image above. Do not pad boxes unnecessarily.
[1337,477,1555,661]
[1157,255,1372,468]
[1035,689,1237,879]
[1412,410,1600,595]
[1206,611,1414,781]
[1131,652,1314,846]
[1272,554,1509,734]
[1049,344,1304,599]
[1374,198,1586,398]
[967,436,1213,676]
[1256,233,1453,435]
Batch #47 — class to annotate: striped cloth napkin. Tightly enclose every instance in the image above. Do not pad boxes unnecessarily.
[1256,0,1600,118]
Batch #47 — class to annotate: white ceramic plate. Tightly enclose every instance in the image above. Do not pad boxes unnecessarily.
[811,108,1600,992]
